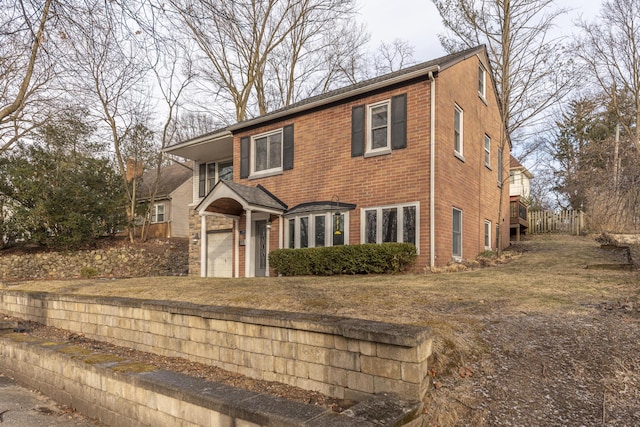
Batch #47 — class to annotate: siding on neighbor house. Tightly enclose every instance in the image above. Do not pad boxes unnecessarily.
[170,178,193,238]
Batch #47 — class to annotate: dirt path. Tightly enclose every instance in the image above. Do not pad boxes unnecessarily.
[425,242,640,426]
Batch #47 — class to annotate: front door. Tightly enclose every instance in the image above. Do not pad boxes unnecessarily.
[254,220,267,277]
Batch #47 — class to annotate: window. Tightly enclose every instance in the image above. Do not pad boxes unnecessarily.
[315,215,325,247]
[198,163,206,197]
[484,135,491,168]
[497,148,503,186]
[484,220,492,250]
[286,212,349,249]
[351,94,406,157]
[510,171,515,184]
[452,208,462,259]
[362,202,419,249]
[253,129,282,174]
[198,160,234,197]
[219,160,233,181]
[152,203,165,223]
[454,105,463,157]
[478,65,486,99]
[207,163,216,191]
[367,100,391,154]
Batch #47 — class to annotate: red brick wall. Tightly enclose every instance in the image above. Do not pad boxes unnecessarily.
[232,52,509,273]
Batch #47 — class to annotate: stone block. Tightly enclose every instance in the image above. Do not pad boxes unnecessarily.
[297,343,330,365]
[361,355,402,380]
[346,371,375,394]
[330,349,360,370]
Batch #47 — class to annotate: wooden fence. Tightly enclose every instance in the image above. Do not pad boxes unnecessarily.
[528,210,585,235]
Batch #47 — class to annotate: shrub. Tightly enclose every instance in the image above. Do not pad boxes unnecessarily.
[79,267,99,278]
[269,243,417,276]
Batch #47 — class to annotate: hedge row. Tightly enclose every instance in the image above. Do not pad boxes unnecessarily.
[268,243,417,276]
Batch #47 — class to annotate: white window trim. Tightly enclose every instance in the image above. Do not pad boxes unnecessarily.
[250,128,283,178]
[478,65,487,102]
[454,104,464,159]
[484,134,491,169]
[365,99,392,157]
[484,220,492,250]
[360,202,420,253]
[151,203,165,224]
[285,211,350,249]
[452,207,463,260]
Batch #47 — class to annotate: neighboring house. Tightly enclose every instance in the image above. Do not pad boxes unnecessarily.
[166,45,511,277]
[136,163,192,239]
[509,156,534,241]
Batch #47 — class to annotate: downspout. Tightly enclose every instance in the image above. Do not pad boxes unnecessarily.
[429,71,436,270]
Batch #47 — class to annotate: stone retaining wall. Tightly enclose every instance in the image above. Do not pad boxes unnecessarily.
[0,330,423,426]
[0,240,188,280]
[0,291,432,402]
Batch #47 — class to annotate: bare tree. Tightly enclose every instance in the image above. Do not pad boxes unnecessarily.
[61,0,150,241]
[372,39,416,75]
[0,0,53,153]
[576,0,640,155]
[167,0,360,122]
[432,0,574,141]
[432,0,575,252]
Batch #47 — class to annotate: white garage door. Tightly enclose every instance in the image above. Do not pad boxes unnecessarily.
[206,231,233,278]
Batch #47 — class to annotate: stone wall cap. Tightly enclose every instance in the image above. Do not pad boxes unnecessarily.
[0,290,432,347]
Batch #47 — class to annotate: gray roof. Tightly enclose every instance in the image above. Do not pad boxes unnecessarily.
[224,181,287,211]
[137,163,192,200]
[229,45,486,132]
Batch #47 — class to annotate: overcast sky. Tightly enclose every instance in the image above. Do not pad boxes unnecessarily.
[357,0,604,62]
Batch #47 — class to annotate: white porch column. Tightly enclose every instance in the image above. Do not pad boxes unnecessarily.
[234,218,240,278]
[278,215,283,248]
[200,214,207,278]
[245,209,252,278]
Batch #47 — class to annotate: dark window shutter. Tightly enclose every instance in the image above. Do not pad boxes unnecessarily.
[391,93,407,149]
[198,163,206,197]
[283,124,294,170]
[240,136,250,179]
[351,105,365,157]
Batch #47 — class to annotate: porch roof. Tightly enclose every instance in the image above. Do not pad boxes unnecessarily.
[196,181,287,216]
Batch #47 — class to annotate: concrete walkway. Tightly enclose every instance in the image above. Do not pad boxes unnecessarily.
[0,373,101,426]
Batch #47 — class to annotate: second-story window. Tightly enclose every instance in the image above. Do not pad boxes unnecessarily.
[198,161,234,198]
[367,100,391,154]
[253,129,282,174]
[240,124,294,179]
[454,104,464,157]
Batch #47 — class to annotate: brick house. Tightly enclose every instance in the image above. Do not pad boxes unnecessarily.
[166,45,510,277]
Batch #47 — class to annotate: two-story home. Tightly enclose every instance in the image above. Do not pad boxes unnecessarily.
[166,45,511,277]
[509,155,534,241]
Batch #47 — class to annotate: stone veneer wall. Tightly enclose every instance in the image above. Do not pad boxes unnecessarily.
[0,240,188,281]
[0,291,432,402]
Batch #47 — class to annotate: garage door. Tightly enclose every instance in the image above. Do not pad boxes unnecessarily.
[206,231,233,277]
